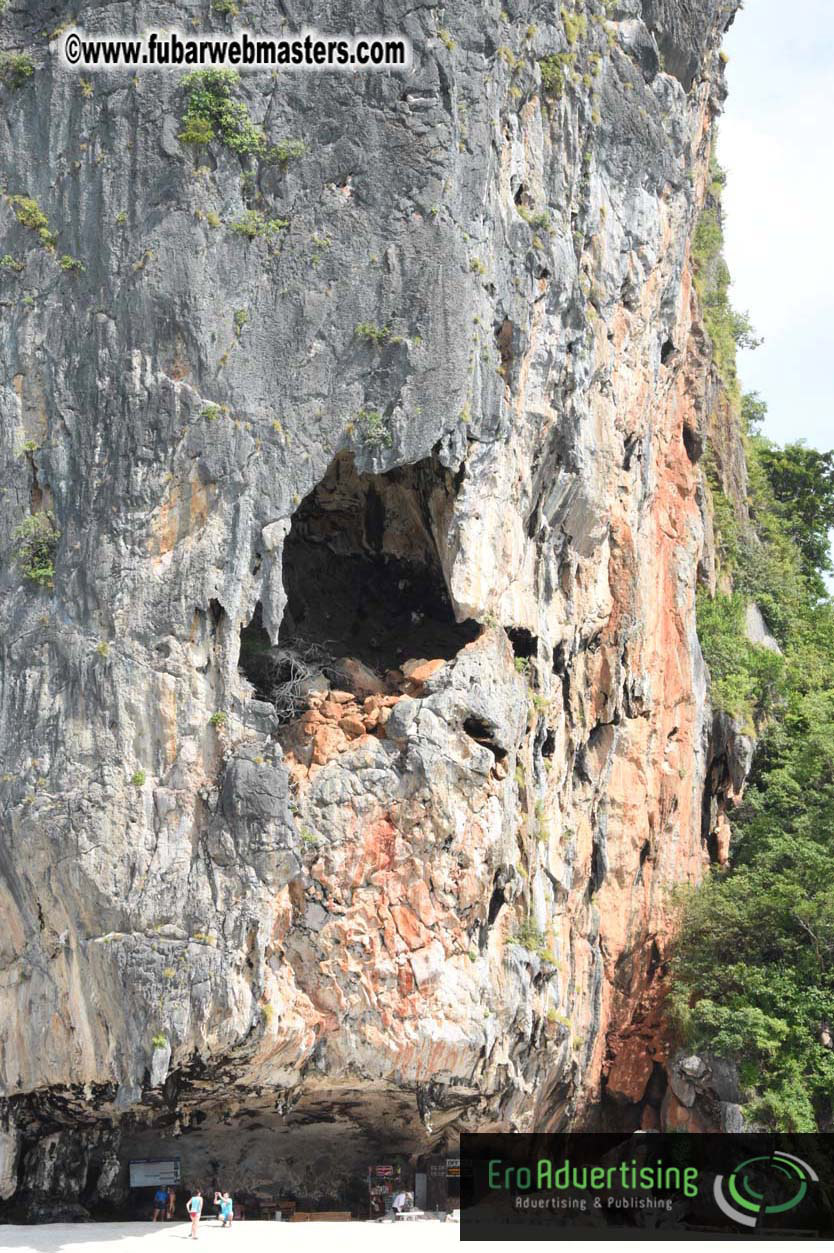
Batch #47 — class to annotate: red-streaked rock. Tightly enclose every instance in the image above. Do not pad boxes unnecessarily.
[606,1041,654,1105]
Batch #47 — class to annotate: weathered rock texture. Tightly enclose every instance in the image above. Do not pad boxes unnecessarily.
[0,0,742,1216]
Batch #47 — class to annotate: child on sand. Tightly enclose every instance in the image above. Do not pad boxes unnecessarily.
[187,1189,203,1239]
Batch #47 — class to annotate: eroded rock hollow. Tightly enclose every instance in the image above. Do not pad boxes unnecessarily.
[0,0,743,1219]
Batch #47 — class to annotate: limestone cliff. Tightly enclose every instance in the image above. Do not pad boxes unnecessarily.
[0,0,743,1217]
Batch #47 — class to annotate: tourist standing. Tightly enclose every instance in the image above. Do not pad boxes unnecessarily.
[187,1188,203,1239]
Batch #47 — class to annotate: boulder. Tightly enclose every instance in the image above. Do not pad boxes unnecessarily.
[312,725,348,765]
[679,1054,709,1080]
[337,657,386,696]
[720,1102,745,1132]
[667,1070,696,1107]
[407,659,447,685]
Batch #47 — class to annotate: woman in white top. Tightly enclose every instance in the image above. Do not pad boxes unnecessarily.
[186,1189,203,1239]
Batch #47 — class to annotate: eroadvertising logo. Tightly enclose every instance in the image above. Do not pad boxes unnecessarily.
[713,1151,818,1229]
[460,1133,834,1240]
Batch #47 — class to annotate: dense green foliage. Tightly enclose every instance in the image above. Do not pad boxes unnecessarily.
[694,433,820,729]
[14,512,58,587]
[695,583,784,730]
[756,442,834,592]
[179,69,265,155]
[0,52,34,89]
[674,166,834,1132]
[672,580,834,1129]
[539,53,571,97]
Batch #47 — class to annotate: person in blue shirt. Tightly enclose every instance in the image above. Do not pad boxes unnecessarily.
[220,1192,234,1228]
[187,1189,203,1239]
[152,1186,168,1222]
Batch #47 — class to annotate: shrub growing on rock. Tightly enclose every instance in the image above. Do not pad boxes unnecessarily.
[7,195,56,249]
[179,69,265,155]
[0,52,34,89]
[229,209,288,240]
[13,512,58,587]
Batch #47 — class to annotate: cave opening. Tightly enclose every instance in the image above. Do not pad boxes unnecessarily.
[506,627,538,660]
[682,421,702,463]
[589,834,607,896]
[622,433,639,470]
[647,939,662,982]
[495,318,515,377]
[238,604,275,702]
[238,452,480,718]
[10,1087,455,1223]
[463,715,507,762]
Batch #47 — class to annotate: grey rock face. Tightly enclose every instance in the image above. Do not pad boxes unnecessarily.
[720,1102,745,1133]
[745,601,781,654]
[0,0,740,1211]
[641,0,737,90]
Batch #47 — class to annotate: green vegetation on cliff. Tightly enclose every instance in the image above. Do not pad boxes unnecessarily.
[0,51,34,90]
[13,511,58,587]
[691,157,762,404]
[674,166,834,1132]
[676,451,834,1128]
[179,69,265,155]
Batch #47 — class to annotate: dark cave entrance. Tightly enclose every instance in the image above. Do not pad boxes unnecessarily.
[238,604,275,701]
[6,1086,450,1223]
[507,627,538,660]
[280,452,479,670]
[239,452,479,717]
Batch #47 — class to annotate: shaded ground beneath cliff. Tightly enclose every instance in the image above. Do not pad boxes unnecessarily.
[0,1220,460,1251]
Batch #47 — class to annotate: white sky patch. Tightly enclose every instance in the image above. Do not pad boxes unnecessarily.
[719,0,834,450]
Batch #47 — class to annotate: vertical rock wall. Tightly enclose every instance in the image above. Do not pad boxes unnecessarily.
[0,0,742,1214]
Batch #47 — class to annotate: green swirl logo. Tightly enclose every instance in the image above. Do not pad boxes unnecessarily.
[713,1152,818,1228]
